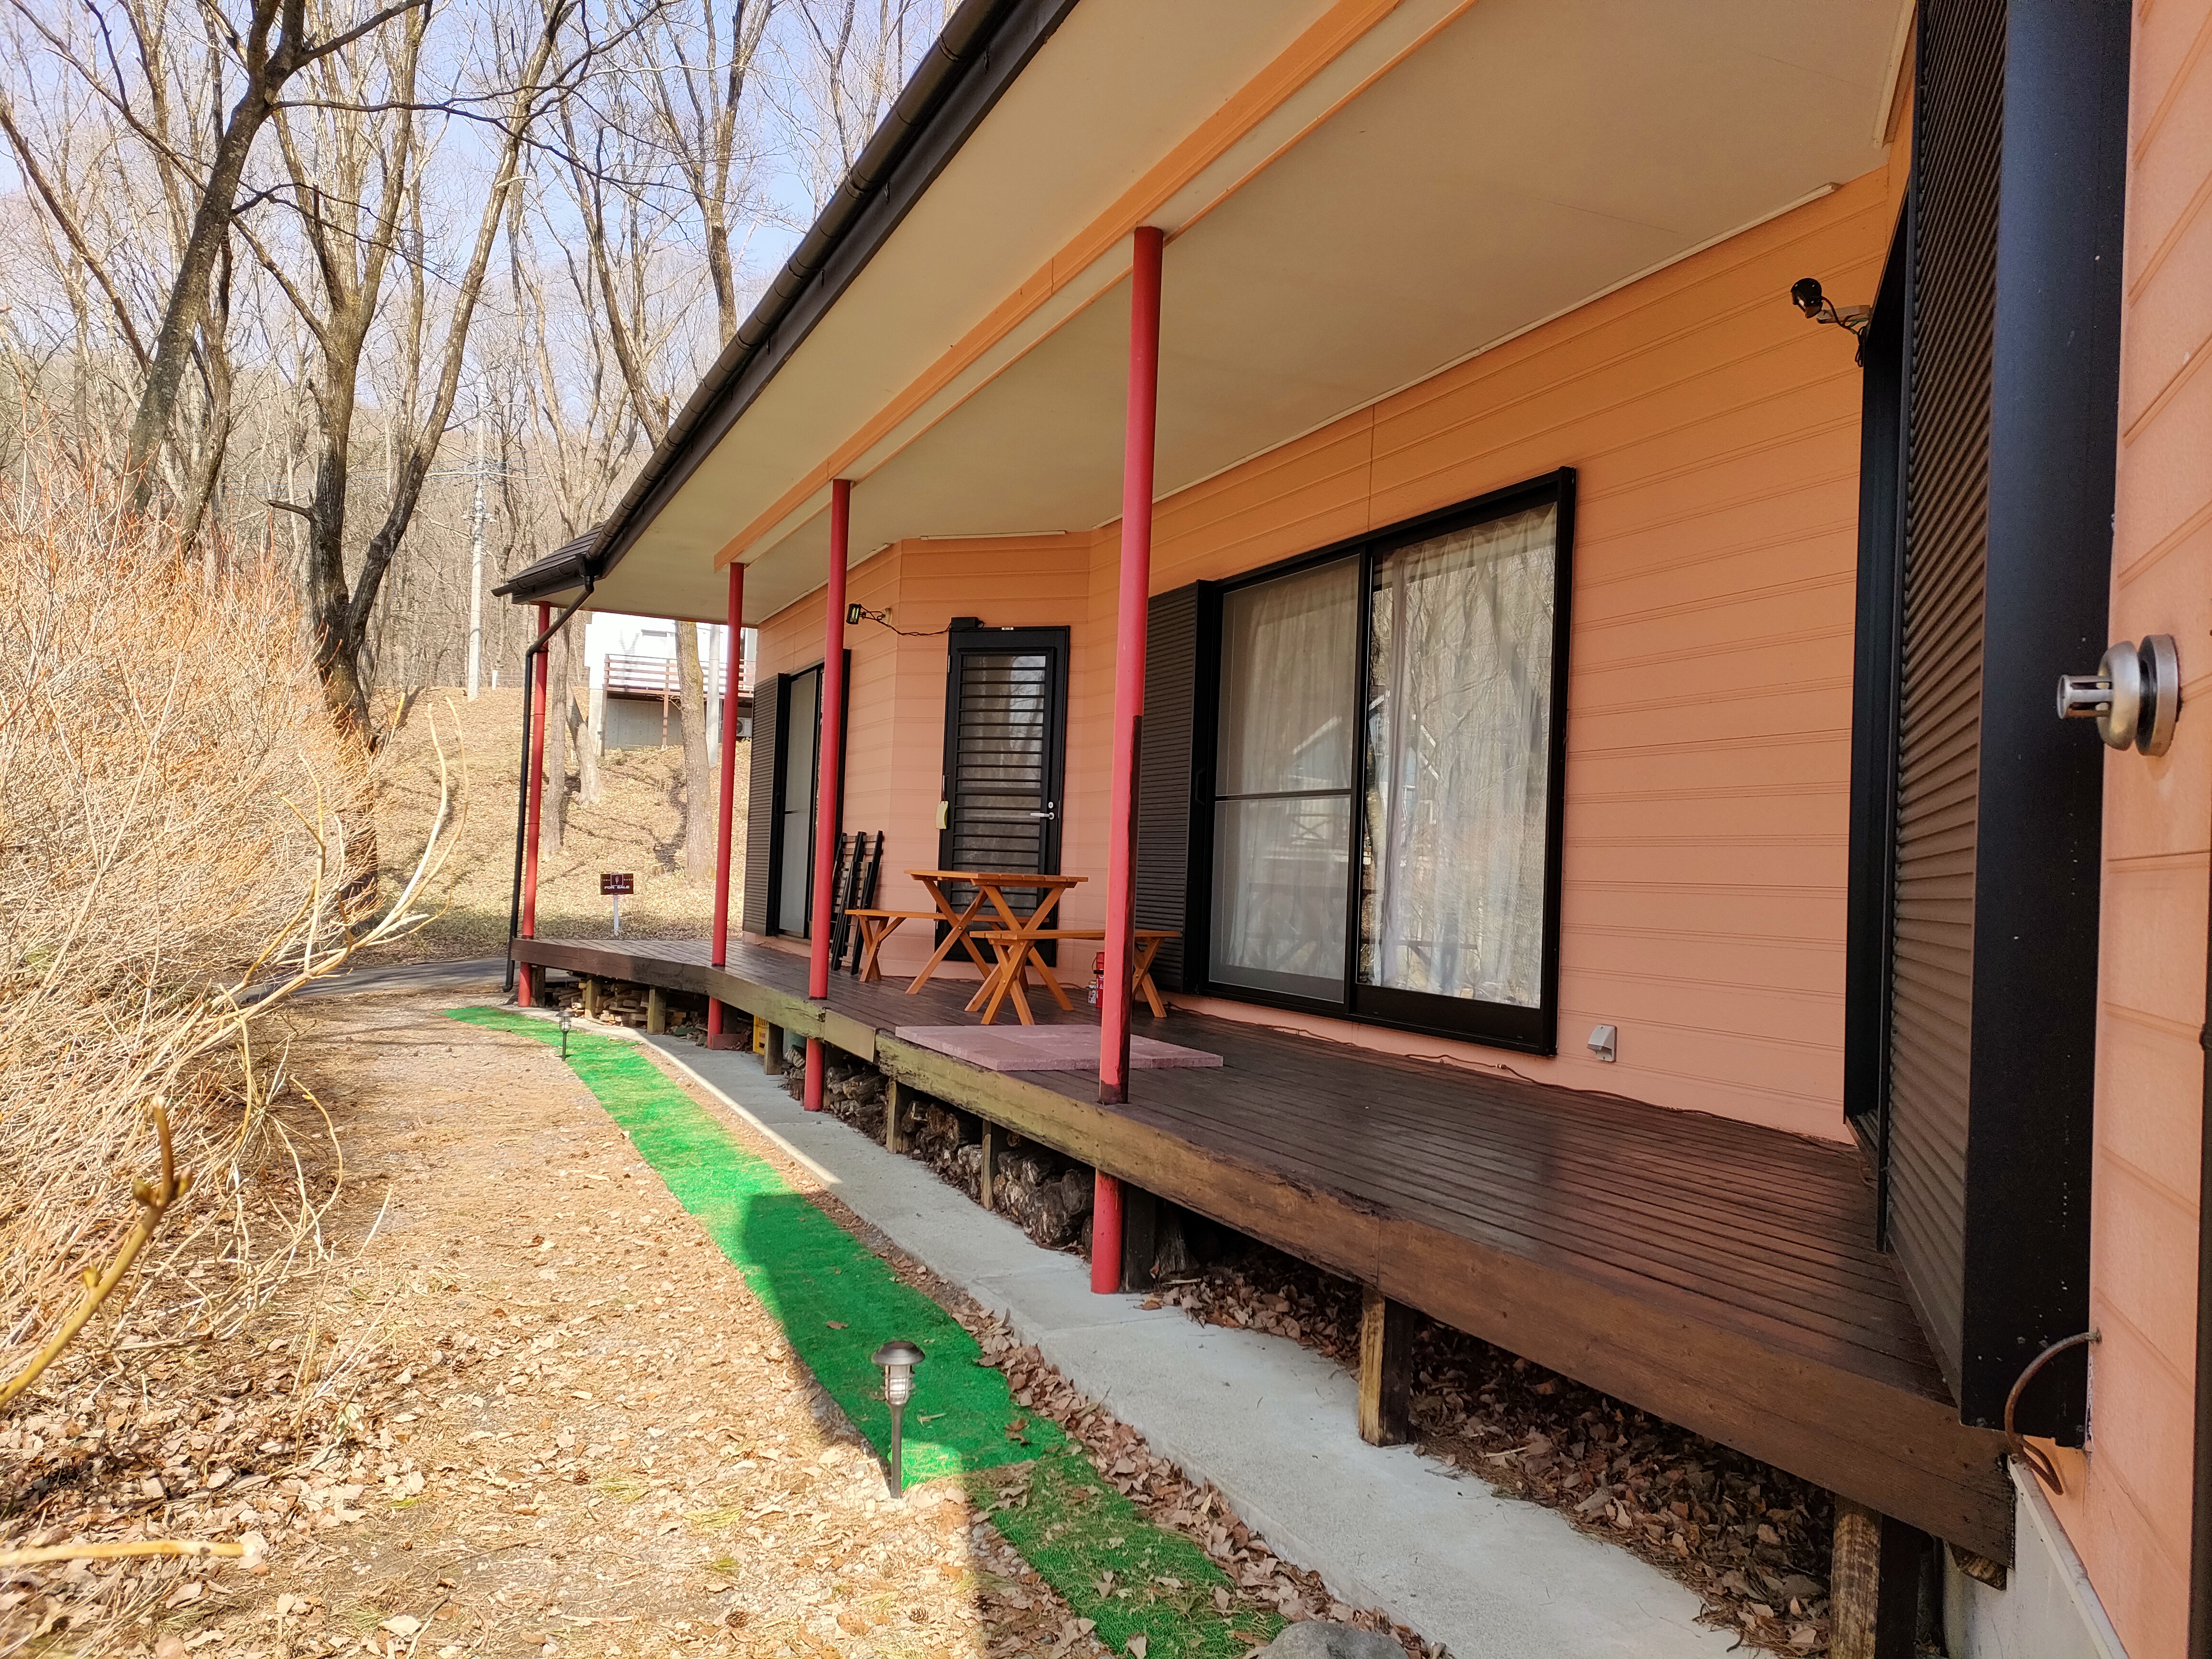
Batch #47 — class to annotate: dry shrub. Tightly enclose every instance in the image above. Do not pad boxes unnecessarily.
[0,447,456,1392]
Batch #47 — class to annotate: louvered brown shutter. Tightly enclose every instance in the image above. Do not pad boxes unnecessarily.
[1885,0,2002,1398]
[1866,0,2126,1438]
[741,673,783,938]
[1136,586,1200,991]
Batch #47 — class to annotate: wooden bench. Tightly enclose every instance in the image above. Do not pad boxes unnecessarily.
[839,909,943,984]
[971,928,1178,1025]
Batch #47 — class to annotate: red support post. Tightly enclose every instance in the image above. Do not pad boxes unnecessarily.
[804,478,852,1110]
[706,562,746,1049]
[1099,225,1164,1110]
[1091,1172,1125,1295]
[518,602,552,1007]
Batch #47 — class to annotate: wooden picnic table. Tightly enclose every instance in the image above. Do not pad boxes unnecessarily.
[901,870,1086,1006]
[972,927,1180,1025]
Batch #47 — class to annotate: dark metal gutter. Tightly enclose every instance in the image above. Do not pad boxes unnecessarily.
[495,0,1083,607]
[2191,815,2212,1654]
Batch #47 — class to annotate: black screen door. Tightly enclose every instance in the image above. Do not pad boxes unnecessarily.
[771,664,822,936]
[938,627,1070,930]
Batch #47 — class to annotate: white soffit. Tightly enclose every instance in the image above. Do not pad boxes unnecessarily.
[662,0,1904,625]
[588,0,1344,620]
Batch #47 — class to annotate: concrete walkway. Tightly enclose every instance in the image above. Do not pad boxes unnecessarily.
[261,956,508,1003]
[642,1034,1737,1659]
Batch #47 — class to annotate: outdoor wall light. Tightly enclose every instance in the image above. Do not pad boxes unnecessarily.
[559,1008,572,1059]
[1789,276,1871,360]
[2058,635,2181,757]
[872,1339,925,1496]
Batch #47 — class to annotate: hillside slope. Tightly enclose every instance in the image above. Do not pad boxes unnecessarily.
[373,686,737,962]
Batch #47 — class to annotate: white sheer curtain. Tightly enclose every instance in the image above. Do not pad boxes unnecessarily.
[1210,559,1359,998]
[1360,504,1557,1006]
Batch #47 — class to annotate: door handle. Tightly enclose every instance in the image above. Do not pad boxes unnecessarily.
[1028,806,1058,820]
[2057,635,2179,756]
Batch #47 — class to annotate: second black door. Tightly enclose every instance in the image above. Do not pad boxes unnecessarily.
[938,626,1070,941]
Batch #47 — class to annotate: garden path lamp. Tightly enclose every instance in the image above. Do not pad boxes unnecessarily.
[872,1339,925,1497]
[559,1008,572,1060]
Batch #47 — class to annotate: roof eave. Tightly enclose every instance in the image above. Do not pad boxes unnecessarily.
[501,0,1081,609]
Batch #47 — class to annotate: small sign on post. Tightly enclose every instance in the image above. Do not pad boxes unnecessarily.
[600,873,634,936]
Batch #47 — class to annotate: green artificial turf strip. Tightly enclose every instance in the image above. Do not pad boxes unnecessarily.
[451,1005,1281,1658]
[447,1006,1055,1484]
[974,1455,1283,1659]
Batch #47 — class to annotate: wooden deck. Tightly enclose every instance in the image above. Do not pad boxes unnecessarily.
[512,933,2012,1557]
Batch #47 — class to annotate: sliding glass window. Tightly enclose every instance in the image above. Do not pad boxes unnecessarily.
[1199,473,1572,1052]
[1210,559,1360,1001]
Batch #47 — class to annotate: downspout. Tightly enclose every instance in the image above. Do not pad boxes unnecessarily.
[2192,813,2212,1655]
[504,558,596,996]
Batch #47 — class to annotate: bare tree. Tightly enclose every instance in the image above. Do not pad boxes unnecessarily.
[254,0,570,740]
[671,620,712,879]
[0,0,239,535]
[0,0,955,742]
[775,0,939,211]
[638,0,778,342]
[0,0,436,498]
[575,619,603,805]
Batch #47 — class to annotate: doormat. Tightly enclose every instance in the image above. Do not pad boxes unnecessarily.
[894,1025,1223,1072]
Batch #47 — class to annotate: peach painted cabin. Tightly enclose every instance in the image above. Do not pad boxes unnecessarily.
[500,2,2212,1653]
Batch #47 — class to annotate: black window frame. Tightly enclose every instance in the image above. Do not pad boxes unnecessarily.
[1186,467,1576,1055]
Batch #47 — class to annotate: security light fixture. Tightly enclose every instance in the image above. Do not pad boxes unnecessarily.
[872,1339,925,1497]
[1789,276,1871,361]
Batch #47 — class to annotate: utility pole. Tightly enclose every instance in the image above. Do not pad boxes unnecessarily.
[466,420,486,699]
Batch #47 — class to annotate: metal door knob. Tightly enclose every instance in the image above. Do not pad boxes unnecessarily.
[2057,635,2179,756]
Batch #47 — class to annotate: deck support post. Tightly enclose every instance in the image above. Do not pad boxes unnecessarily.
[979,1121,1000,1210]
[1830,1500,1924,1659]
[1099,225,1163,1107]
[646,985,667,1035]
[805,478,851,1112]
[764,1024,786,1076]
[581,977,599,1018]
[517,601,552,1007]
[805,1037,825,1109]
[1090,1172,1124,1294]
[1358,1286,1414,1446]
[1120,1185,1159,1292]
[885,1078,907,1152]
[707,561,746,1048]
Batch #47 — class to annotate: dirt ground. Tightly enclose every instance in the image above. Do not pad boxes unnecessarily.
[1,990,1426,1659]
[2,993,1105,1659]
